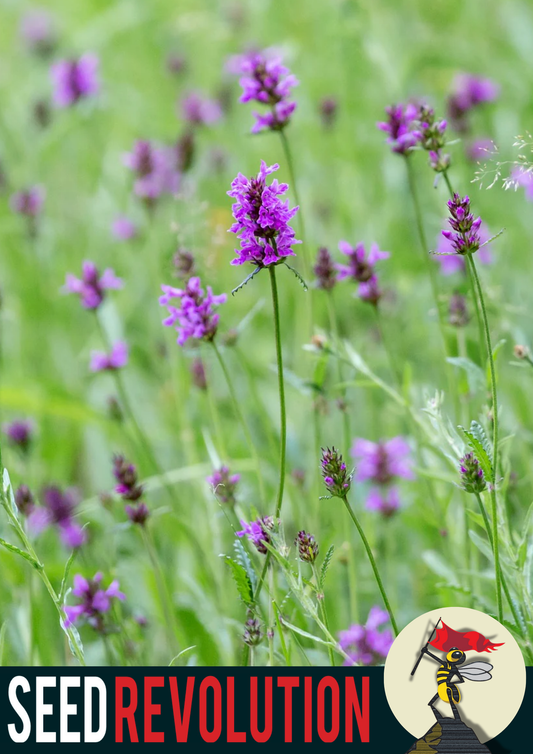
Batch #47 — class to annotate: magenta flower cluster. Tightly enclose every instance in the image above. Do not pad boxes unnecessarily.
[442,194,482,256]
[28,486,86,549]
[123,139,180,203]
[447,73,499,132]
[160,276,226,347]
[338,606,393,666]
[352,437,413,517]
[436,221,492,275]
[63,573,125,631]
[237,516,274,554]
[229,49,298,133]
[10,186,45,217]
[50,54,99,107]
[90,341,128,373]
[337,241,389,305]
[180,91,222,126]
[64,261,123,310]
[228,161,300,267]
[3,419,33,453]
[376,103,420,154]
[207,466,240,505]
[113,455,149,526]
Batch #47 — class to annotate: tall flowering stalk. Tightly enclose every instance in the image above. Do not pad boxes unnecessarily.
[443,194,502,619]
[320,447,398,635]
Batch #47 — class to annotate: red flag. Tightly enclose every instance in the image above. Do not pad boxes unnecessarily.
[429,621,504,653]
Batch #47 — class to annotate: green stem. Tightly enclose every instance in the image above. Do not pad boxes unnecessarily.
[268,565,275,666]
[211,341,266,506]
[341,495,398,636]
[141,525,180,651]
[313,562,335,666]
[269,265,287,519]
[467,255,502,621]
[326,291,351,453]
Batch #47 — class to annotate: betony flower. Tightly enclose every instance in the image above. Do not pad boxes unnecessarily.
[3,419,33,452]
[377,103,420,154]
[63,573,125,631]
[180,91,222,126]
[320,447,353,498]
[352,437,414,485]
[414,105,450,172]
[336,241,389,284]
[15,485,36,516]
[111,216,137,241]
[50,54,99,108]
[236,517,274,554]
[229,49,298,133]
[448,292,469,327]
[435,220,492,274]
[295,530,319,563]
[63,261,123,310]
[173,248,196,280]
[20,10,56,56]
[228,161,300,267]
[358,275,383,306]
[28,486,86,548]
[365,487,401,518]
[112,455,149,525]
[338,606,393,666]
[10,186,45,217]
[459,452,487,494]
[447,73,499,132]
[90,341,128,373]
[314,247,337,291]
[123,140,180,202]
[207,466,240,505]
[441,194,482,256]
[159,276,226,347]
[243,615,263,646]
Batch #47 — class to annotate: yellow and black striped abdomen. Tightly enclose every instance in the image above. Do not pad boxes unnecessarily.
[436,662,461,704]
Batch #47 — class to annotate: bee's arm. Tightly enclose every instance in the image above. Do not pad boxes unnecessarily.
[452,670,465,684]
[421,647,442,664]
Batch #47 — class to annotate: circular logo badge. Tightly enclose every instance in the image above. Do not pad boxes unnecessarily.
[384,607,526,745]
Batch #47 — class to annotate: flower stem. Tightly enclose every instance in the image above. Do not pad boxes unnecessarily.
[140,525,180,651]
[312,562,336,666]
[211,341,266,506]
[269,265,287,519]
[326,291,351,453]
[341,494,398,636]
[467,255,502,621]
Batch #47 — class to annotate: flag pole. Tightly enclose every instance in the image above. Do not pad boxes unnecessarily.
[411,616,442,676]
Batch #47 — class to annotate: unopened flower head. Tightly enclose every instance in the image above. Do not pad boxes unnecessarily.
[173,248,196,280]
[229,49,298,133]
[113,454,144,502]
[228,161,300,267]
[352,437,414,485]
[180,91,222,126]
[28,486,86,548]
[90,341,128,373]
[20,10,56,56]
[514,344,530,360]
[377,103,420,154]
[15,485,36,516]
[314,247,337,291]
[415,105,449,171]
[459,452,487,494]
[319,97,338,129]
[320,446,352,498]
[10,186,45,217]
[207,465,240,505]
[338,606,393,666]
[63,573,125,631]
[3,419,33,452]
[50,54,99,108]
[243,615,262,646]
[64,261,123,310]
[295,530,319,563]
[190,357,207,390]
[236,516,273,554]
[442,194,482,256]
[159,276,226,347]
[449,292,469,327]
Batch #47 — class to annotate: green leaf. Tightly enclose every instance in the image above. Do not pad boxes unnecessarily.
[280,619,335,647]
[319,545,335,590]
[0,622,6,665]
[2,468,19,521]
[459,421,493,480]
[61,620,85,665]
[447,357,486,392]
[422,550,457,582]
[221,555,254,606]
[169,646,197,666]
[468,529,494,562]
[59,549,78,603]
[233,540,257,595]
[0,537,41,570]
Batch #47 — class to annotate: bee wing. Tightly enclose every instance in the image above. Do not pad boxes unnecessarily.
[460,662,493,681]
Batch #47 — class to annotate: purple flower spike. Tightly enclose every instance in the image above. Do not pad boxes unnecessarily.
[3,419,33,452]
[377,103,420,154]
[314,247,337,291]
[228,161,300,267]
[339,606,393,666]
[352,437,414,485]
[447,73,499,132]
[159,276,226,347]
[111,216,137,241]
[229,49,298,133]
[459,452,487,494]
[320,446,353,498]
[336,241,389,284]
[180,91,222,126]
[123,140,181,203]
[63,572,125,632]
[10,186,45,217]
[365,487,401,518]
[50,54,99,108]
[442,194,483,256]
[236,516,274,554]
[63,261,123,310]
[436,221,493,274]
[28,485,86,549]
[295,530,319,563]
[90,341,128,373]
[112,455,144,502]
[207,465,240,505]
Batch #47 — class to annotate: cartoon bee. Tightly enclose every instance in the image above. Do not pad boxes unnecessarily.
[420,645,494,709]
